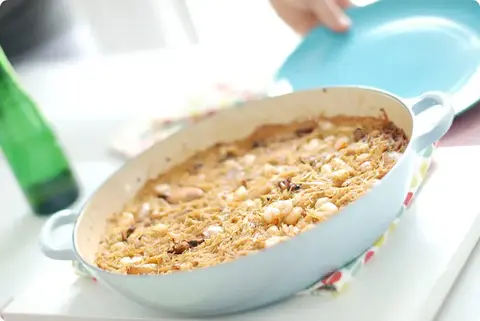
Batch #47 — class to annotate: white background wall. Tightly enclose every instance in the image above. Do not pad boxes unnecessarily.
[66,0,299,55]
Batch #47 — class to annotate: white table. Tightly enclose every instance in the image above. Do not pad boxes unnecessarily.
[1,47,479,321]
[2,147,480,321]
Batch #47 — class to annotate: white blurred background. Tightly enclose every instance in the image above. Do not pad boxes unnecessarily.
[0,0,301,64]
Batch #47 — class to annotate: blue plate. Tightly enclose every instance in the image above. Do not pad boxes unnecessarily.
[275,0,480,114]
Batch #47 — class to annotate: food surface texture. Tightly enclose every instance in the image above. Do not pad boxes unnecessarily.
[95,115,408,275]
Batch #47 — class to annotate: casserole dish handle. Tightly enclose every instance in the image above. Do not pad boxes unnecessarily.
[408,92,454,153]
[39,209,77,261]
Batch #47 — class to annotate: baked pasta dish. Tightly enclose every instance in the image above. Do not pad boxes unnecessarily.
[95,116,408,275]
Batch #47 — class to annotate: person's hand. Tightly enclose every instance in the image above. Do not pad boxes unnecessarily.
[270,0,352,35]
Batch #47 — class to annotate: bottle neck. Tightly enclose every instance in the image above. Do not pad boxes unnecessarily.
[0,48,23,93]
[0,47,46,135]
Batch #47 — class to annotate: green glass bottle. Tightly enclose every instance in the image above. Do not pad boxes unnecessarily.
[0,48,80,215]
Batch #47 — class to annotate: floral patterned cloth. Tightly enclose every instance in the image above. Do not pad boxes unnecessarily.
[73,84,435,295]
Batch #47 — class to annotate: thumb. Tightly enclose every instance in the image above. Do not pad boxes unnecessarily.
[308,0,351,32]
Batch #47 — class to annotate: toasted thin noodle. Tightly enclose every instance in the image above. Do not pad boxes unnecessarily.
[95,116,408,275]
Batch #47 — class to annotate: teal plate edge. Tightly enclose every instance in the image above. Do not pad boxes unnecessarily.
[274,0,480,115]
